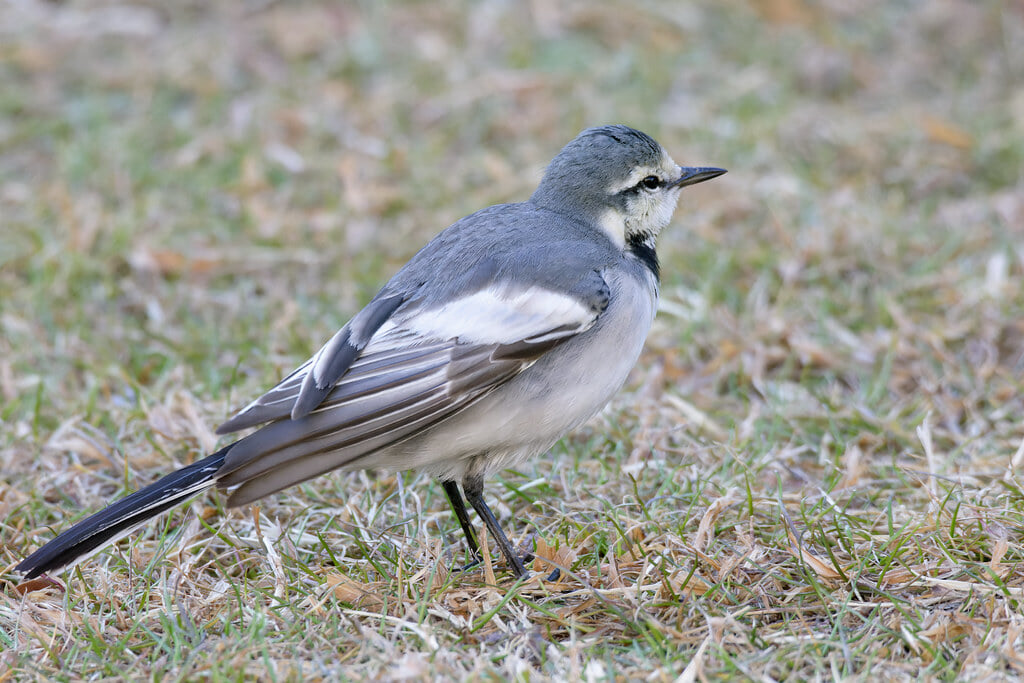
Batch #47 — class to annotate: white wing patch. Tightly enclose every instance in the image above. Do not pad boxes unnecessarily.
[369,284,596,350]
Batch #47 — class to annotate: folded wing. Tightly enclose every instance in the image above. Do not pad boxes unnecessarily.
[215,281,606,505]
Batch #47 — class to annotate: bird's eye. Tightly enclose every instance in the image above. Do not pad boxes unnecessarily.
[640,175,661,190]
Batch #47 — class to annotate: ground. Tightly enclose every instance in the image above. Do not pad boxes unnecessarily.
[2,1,1023,680]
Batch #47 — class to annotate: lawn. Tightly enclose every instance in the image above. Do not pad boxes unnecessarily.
[2,1,1023,680]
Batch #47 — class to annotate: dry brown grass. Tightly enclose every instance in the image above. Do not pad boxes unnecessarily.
[2,1,1023,680]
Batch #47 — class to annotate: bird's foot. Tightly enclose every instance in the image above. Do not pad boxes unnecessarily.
[454,552,559,582]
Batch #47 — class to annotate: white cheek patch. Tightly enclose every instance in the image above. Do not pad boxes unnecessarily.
[653,190,680,227]
[370,284,595,348]
[628,190,681,238]
[597,207,627,248]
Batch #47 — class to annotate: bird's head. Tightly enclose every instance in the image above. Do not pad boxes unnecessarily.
[531,125,725,250]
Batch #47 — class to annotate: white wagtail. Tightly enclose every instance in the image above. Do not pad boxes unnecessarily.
[17,125,725,580]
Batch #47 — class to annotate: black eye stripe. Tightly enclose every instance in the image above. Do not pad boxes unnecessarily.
[619,174,664,196]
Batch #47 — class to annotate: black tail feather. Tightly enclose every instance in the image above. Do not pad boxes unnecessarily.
[16,447,230,580]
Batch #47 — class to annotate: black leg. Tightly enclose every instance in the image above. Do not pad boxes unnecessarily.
[442,480,481,560]
[462,474,527,578]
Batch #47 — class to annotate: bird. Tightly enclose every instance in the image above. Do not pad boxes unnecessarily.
[16,125,725,581]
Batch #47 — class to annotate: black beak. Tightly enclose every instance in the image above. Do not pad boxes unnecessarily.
[671,166,727,188]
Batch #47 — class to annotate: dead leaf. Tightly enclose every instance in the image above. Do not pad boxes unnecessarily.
[990,538,1009,578]
[532,537,576,584]
[479,525,496,586]
[129,247,222,276]
[751,0,814,25]
[923,115,973,149]
[326,572,384,608]
[14,575,65,596]
[694,489,740,552]
[781,506,844,580]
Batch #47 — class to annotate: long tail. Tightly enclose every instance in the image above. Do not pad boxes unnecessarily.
[16,447,230,580]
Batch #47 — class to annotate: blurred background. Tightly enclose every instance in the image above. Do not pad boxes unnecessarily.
[2,0,1023,679]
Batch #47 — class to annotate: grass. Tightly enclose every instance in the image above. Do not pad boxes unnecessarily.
[2,0,1023,680]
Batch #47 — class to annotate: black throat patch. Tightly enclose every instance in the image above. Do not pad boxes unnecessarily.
[627,235,660,282]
